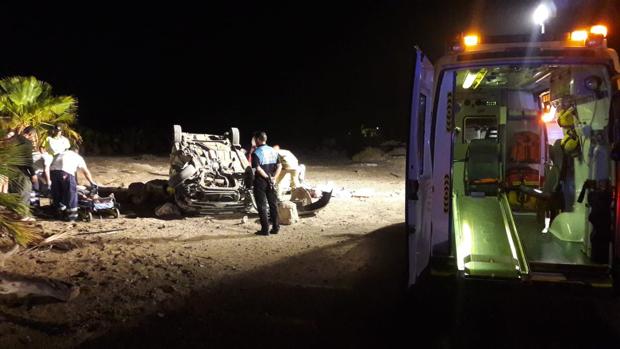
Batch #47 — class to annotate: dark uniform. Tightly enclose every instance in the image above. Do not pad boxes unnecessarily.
[252,144,281,235]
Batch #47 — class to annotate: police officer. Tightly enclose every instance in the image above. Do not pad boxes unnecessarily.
[251,131,282,236]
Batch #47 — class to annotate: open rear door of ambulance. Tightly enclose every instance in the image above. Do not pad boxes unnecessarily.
[407,47,434,286]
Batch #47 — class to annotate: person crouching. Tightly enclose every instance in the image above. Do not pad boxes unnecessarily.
[50,147,96,221]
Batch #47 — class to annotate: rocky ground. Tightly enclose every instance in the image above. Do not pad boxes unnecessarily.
[0,154,408,348]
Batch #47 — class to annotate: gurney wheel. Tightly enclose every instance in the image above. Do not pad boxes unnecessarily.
[84,212,93,222]
[113,208,120,218]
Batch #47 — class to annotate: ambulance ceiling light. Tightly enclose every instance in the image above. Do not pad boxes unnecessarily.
[462,72,477,89]
[541,105,556,123]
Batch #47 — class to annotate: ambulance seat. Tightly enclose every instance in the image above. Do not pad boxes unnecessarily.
[520,140,564,217]
[466,139,500,195]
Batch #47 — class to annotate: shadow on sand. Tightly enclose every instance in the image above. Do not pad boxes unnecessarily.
[65,221,620,348]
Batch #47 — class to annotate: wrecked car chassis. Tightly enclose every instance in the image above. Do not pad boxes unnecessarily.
[169,125,255,215]
[167,125,332,216]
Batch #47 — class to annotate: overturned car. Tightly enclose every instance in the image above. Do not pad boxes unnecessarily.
[169,125,332,216]
[169,125,254,214]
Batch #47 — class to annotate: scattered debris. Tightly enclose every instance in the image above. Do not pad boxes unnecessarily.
[240,216,249,224]
[147,172,169,177]
[76,228,127,236]
[155,203,182,219]
[278,201,300,225]
[0,272,79,301]
[352,147,386,162]
[290,187,312,206]
[390,172,401,178]
[351,188,374,198]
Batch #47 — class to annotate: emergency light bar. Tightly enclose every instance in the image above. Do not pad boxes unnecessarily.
[450,24,609,53]
[569,25,608,47]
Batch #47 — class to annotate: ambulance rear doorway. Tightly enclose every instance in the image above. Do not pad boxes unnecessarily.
[448,63,613,279]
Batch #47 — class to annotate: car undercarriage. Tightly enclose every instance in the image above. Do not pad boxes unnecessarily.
[169,125,255,214]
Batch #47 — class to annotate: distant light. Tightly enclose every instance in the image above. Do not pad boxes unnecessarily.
[570,30,589,42]
[462,72,477,89]
[533,3,551,34]
[533,4,550,26]
[463,34,480,47]
[590,25,608,37]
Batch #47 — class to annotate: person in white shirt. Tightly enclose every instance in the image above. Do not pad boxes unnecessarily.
[272,145,305,195]
[45,125,71,155]
[50,148,96,221]
[44,125,71,191]
[32,150,53,193]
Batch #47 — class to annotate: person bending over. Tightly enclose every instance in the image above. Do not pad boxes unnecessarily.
[50,147,96,221]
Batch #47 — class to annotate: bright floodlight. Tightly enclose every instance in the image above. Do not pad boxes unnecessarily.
[533,3,550,34]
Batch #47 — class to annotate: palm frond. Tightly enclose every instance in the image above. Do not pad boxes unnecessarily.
[0,138,32,193]
[0,139,31,167]
[0,193,30,217]
[0,209,41,246]
[0,76,81,145]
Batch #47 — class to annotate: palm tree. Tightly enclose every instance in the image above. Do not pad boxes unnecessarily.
[0,138,41,246]
[0,76,80,147]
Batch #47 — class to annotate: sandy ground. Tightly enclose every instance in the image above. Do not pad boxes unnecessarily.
[3,155,620,348]
[0,155,408,348]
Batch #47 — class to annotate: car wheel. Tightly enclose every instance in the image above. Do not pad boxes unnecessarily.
[229,127,240,146]
[173,125,182,144]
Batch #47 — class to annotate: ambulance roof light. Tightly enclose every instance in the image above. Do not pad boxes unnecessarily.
[463,34,480,47]
[590,25,608,38]
[570,30,589,42]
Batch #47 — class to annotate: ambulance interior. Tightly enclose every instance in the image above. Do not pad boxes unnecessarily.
[451,64,612,278]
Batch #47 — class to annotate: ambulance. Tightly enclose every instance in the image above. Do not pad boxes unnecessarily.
[406,22,620,288]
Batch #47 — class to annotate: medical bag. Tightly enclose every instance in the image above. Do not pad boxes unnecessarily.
[507,167,539,210]
[510,131,540,163]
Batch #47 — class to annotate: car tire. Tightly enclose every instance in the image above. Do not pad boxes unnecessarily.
[230,127,240,146]
[173,125,182,144]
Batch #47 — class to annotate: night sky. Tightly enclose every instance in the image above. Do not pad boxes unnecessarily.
[3,1,620,148]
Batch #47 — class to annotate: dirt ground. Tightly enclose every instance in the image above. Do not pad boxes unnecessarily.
[3,155,620,348]
[0,155,408,348]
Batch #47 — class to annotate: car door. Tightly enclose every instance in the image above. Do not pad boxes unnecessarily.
[406,47,434,286]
